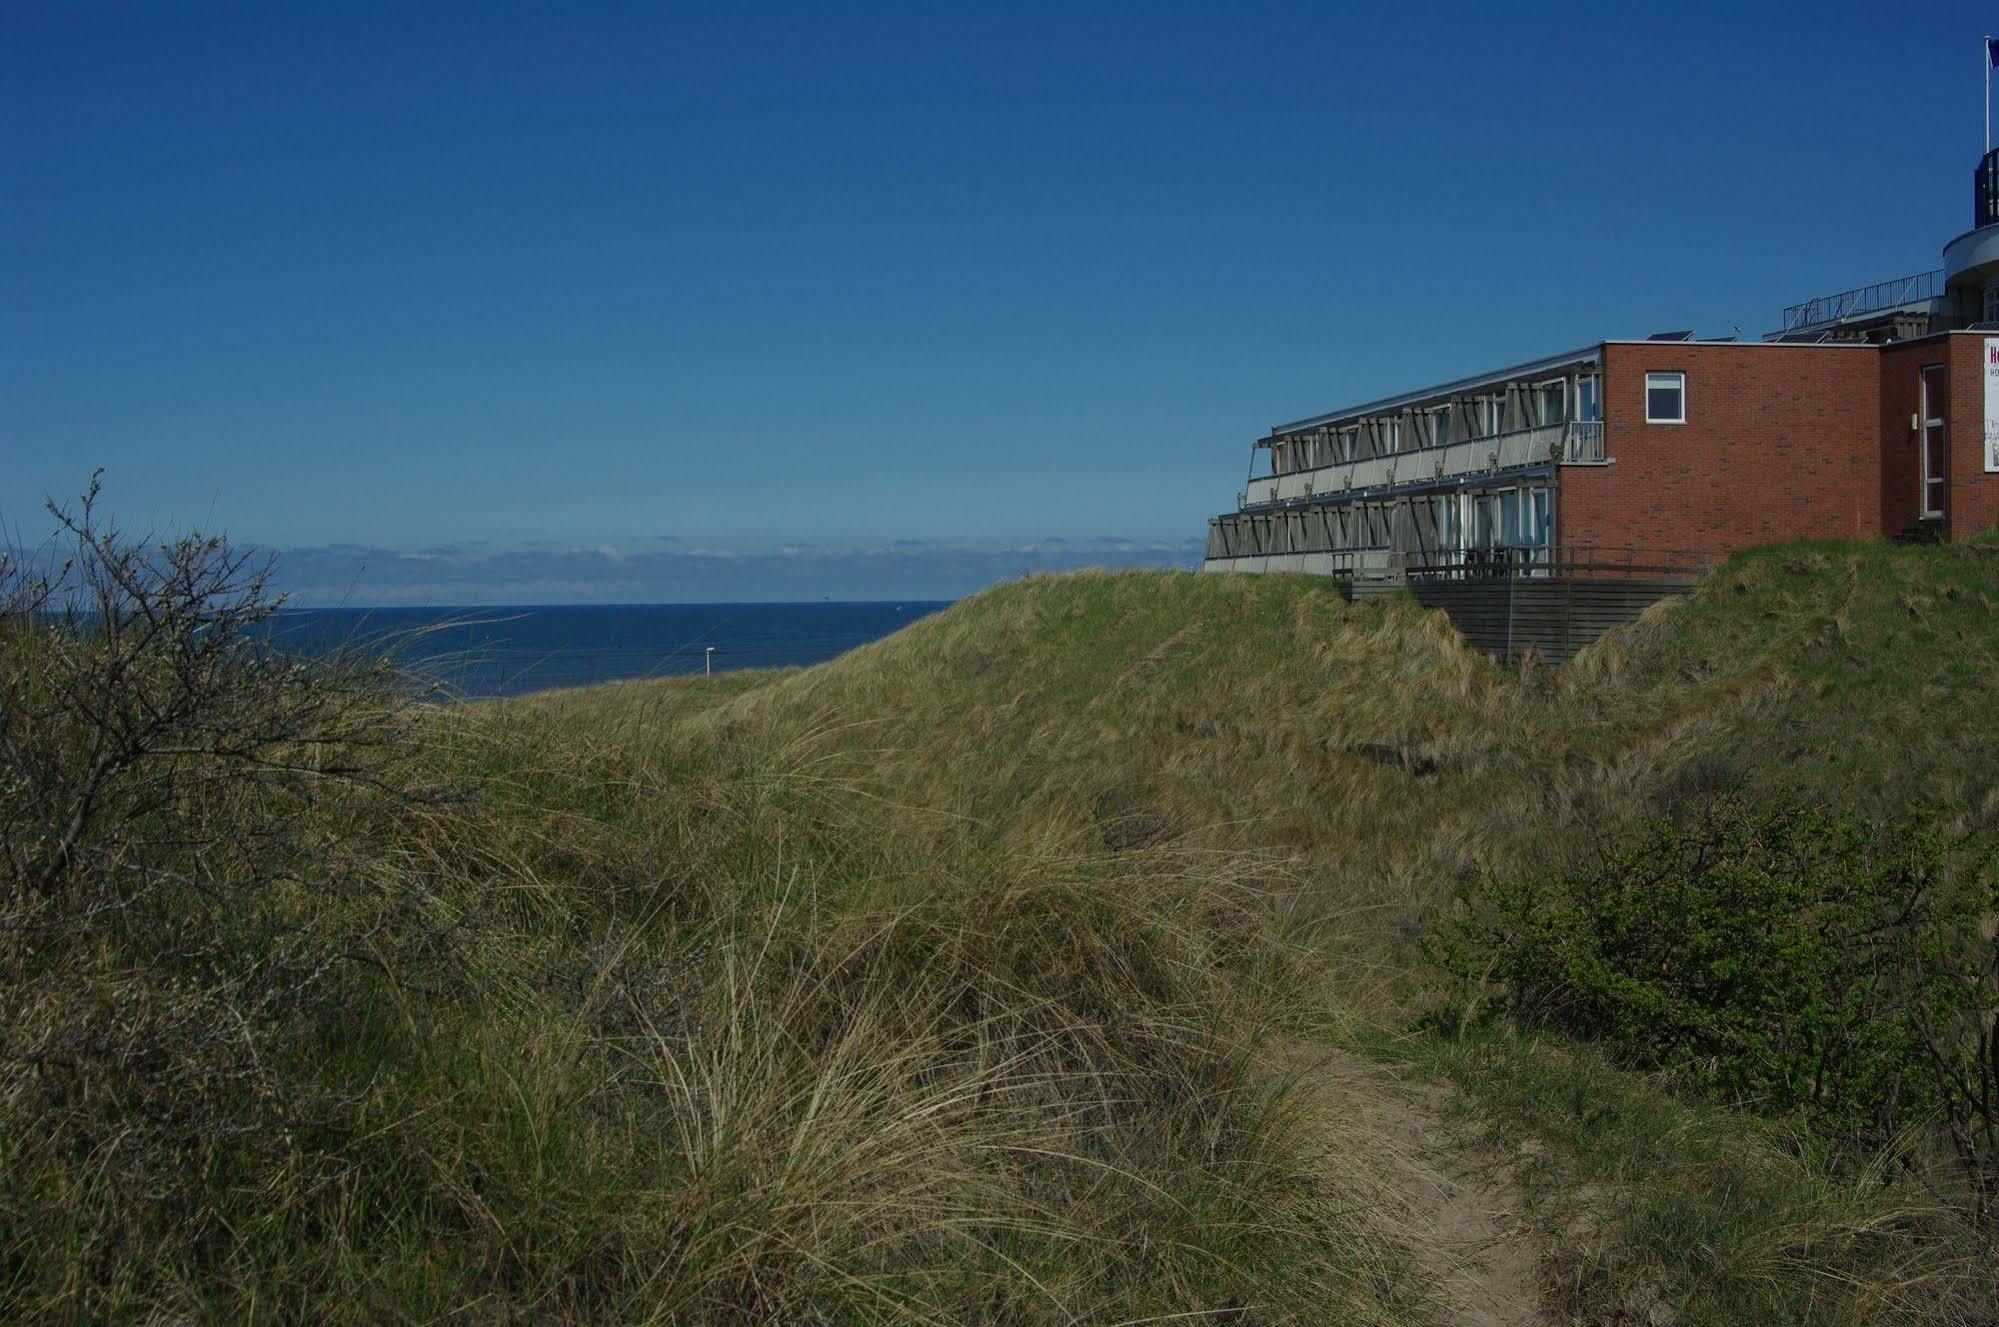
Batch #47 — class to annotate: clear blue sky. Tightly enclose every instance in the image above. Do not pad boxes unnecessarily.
[5,2,1994,602]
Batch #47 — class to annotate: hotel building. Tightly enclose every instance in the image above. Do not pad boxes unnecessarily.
[1203,151,1999,581]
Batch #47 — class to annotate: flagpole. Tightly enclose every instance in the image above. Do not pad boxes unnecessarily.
[1987,35,1992,156]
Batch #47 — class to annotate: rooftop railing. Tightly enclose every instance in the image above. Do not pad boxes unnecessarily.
[1780,270,1941,332]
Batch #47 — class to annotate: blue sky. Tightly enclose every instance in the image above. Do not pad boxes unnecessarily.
[5,1,1995,603]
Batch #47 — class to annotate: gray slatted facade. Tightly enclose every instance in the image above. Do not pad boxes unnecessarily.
[1348,578,1697,665]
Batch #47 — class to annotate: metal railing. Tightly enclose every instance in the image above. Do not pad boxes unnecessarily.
[1200,530,1718,583]
[1561,421,1605,463]
[1780,270,1941,332]
[1401,545,1717,582]
[1246,418,1605,507]
[1200,544,1393,575]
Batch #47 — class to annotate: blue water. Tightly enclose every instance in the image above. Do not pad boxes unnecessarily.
[268,601,952,700]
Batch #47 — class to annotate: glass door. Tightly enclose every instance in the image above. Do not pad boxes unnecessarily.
[1574,374,1601,422]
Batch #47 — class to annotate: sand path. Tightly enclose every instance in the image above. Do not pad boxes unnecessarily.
[1283,1043,1546,1326]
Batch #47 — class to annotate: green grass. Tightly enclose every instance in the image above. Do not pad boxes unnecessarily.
[6,535,1999,1323]
[1372,1025,1992,1327]
[3,583,1435,1323]
[1553,537,1999,824]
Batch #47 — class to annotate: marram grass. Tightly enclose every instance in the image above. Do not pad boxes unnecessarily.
[5,538,1999,1323]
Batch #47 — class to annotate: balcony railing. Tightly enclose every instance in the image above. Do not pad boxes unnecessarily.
[1780,270,1941,333]
[1244,420,1606,508]
[1562,420,1604,463]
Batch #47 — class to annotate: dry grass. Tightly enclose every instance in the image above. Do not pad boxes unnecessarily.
[0,585,1429,1323]
[497,544,1999,1322]
[6,536,1999,1322]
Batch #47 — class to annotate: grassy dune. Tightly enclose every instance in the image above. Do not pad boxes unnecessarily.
[525,536,1999,1011]
[4,535,1997,1322]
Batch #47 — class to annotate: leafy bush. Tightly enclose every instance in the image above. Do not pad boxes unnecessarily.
[1428,794,1999,1172]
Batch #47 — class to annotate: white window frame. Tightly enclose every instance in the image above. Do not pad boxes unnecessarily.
[1645,371,1687,425]
[1920,363,1947,519]
[1426,405,1452,448]
[1532,377,1566,426]
[1525,487,1550,549]
[1574,373,1602,423]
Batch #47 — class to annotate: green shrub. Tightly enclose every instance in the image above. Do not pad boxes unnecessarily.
[1428,794,1999,1169]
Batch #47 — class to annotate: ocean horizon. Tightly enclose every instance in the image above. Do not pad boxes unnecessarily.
[269,600,953,700]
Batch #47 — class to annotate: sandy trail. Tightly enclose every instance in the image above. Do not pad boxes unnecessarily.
[1283,1044,1545,1327]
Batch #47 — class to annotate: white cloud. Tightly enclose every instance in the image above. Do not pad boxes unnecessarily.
[266,534,1201,605]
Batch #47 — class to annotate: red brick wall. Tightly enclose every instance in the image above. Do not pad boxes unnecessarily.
[1877,337,1944,534]
[1558,342,1882,560]
[1947,333,1999,535]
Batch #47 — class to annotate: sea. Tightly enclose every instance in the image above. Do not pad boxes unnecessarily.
[267,601,953,700]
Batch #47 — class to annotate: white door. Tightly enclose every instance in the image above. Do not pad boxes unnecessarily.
[1921,365,1947,519]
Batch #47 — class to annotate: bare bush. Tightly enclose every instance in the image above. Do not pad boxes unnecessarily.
[0,478,448,1318]
[2,474,427,914]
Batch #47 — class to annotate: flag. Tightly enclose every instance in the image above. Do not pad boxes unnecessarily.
[1989,35,1998,67]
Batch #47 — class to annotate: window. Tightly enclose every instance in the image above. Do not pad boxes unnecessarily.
[1645,371,1686,424]
[1984,283,1999,324]
[1533,380,1565,426]
[1575,374,1601,422]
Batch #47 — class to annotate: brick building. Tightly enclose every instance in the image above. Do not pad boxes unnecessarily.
[1202,155,1999,579]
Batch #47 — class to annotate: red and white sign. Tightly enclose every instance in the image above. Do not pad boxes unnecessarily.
[1986,339,1999,472]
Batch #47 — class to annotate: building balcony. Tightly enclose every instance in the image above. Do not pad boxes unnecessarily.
[1241,420,1606,510]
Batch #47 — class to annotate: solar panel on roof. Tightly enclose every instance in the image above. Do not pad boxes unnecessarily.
[1646,330,1695,341]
